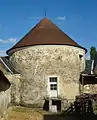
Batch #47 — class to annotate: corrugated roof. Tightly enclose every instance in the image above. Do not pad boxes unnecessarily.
[0,57,19,74]
[6,18,87,54]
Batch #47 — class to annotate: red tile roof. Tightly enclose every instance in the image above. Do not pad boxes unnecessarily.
[6,18,87,54]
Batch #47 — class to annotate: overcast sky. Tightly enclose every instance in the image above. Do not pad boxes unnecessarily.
[0,0,97,58]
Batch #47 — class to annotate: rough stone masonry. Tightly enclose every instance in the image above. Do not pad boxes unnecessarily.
[8,45,85,108]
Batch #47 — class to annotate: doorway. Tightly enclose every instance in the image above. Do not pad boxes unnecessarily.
[48,77,58,97]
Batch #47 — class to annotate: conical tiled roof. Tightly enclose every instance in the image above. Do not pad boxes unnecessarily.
[6,18,87,54]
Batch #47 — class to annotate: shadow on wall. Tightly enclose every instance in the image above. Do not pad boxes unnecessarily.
[43,100,49,111]
[0,69,10,92]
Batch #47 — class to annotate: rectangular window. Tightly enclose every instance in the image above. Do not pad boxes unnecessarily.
[49,77,57,82]
[49,77,57,90]
[50,84,57,90]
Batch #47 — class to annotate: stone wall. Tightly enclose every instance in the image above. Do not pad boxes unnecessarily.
[84,84,97,94]
[9,45,86,107]
[0,90,10,120]
[5,74,21,105]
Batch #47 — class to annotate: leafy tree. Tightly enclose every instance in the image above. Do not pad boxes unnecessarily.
[90,47,97,60]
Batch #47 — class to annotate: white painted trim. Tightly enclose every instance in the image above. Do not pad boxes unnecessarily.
[0,57,13,73]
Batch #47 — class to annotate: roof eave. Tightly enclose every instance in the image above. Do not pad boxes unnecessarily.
[6,44,87,55]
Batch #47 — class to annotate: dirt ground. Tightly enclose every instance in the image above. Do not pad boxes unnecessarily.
[8,106,49,120]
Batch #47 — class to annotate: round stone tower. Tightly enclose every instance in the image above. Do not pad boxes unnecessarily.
[6,18,87,110]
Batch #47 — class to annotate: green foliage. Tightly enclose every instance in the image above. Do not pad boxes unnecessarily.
[90,47,97,60]
[93,103,97,115]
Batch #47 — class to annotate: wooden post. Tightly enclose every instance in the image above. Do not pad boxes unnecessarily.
[82,76,84,94]
[79,80,81,95]
[49,99,52,112]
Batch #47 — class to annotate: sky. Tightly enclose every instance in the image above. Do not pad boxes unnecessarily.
[0,0,97,59]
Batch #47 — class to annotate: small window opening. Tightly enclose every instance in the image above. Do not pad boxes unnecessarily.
[50,84,57,90]
[49,77,57,82]
[79,54,83,60]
